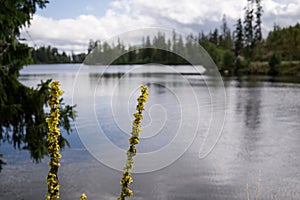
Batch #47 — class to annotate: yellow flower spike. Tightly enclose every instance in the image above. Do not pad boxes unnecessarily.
[129,137,139,145]
[124,174,133,184]
[45,81,63,200]
[117,85,148,200]
[80,193,87,200]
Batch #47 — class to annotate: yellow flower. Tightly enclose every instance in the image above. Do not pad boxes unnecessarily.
[80,193,87,200]
[129,137,139,145]
[45,81,63,200]
[117,85,148,200]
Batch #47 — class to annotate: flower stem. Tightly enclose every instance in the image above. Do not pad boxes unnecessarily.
[46,81,63,200]
[117,85,148,200]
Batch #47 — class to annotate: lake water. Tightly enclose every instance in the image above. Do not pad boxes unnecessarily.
[1,64,300,200]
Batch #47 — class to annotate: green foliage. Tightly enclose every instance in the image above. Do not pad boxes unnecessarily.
[254,0,263,43]
[0,0,76,172]
[0,0,48,74]
[31,46,73,64]
[222,50,235,69]
[220,15,233,50]
[30,45,86,64]
[15,0,300,77]
[84,32,193,65]
[81,14,300,76]
[242,0,263,59]
[234,18,244,56]
[200,39,223,68]
[244,0,254,50]
[268,54,281,75]
[266,23,300,61]
[233,56,250,74]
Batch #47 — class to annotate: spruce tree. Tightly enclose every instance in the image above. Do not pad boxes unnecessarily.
[234,18,244,56]
[0,0,76,171]
[244,0,254,48]
[254,0,263,43]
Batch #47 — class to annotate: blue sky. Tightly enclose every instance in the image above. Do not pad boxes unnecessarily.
[21,0,300,53]
[36,0,112,19]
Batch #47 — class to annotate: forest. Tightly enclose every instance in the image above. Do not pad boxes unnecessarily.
[30,0,300,76]
[31,46,86,64]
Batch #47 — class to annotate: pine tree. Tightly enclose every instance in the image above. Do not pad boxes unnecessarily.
[244,0,254,48]
[234,19,244,56]
[243,0,255,59]
[220,14,228,47]
[209,29,219,46]
[219,15,233,50]
[142,36,152,62]
[254,0,263,42]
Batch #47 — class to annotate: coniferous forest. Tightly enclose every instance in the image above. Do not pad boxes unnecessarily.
[30,0,300,76]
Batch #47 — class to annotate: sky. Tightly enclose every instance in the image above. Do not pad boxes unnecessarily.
[20,0,300,54]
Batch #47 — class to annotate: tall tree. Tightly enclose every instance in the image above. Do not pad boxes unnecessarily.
[254,0,263,42]
[244,0,254,48]
[152,32,168,62]
[0,0,76,171]
[220,14,228,47]
[209,29,219,46]
[142,36,152,62]
[219,15,233,50]
[234,18,244,56]
[243,0,255,58]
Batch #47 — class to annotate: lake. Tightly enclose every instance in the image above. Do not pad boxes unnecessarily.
[1,64,300,200]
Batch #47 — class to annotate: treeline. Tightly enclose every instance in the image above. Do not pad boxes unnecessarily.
[84,1,261,68]
[84,33,195,65]
[84,0,261,70]
[31,46,85,64]
[84,0,299,75]
[30,0,300,75]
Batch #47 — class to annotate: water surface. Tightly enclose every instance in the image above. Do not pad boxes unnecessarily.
[1,64,300,199]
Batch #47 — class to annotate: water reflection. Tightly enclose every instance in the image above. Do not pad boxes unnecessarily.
[1,65,300,199]
[243,81,262,130]
[79,65,215,172]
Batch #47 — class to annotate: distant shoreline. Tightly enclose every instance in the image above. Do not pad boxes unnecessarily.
[26,62,300,78]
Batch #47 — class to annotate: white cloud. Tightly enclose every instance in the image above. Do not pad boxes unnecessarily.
[131,0,245,24]
[261,0,300,32]
[21,0,300,53]
[22,11,156,53]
